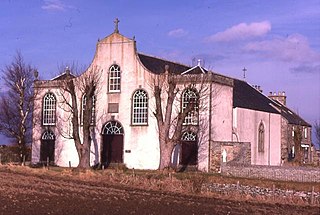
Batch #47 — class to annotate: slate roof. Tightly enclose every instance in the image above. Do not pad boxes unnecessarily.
[138,53,207,75]
[271,100,311,126]
[233,79,279,114]
[51,72,76,81]
[233,79,311,126]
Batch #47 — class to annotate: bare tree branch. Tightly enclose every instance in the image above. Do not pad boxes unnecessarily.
[0,51,37,162]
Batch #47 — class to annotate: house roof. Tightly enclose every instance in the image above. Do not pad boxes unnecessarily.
[138,53,208,75]
[51,72,76,81]
[233,79,311,126]
[233,79,279,114]
[271,100,311,127]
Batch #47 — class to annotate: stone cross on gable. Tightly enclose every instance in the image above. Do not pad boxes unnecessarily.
[114,18,120,33]
[242,67,247,80]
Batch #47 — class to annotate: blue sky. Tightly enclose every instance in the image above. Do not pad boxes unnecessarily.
[0,0,319,143]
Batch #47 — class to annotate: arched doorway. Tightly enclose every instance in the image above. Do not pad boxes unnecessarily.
[180,131,198,166]
[101,121,124,166]
[40,130,55,165]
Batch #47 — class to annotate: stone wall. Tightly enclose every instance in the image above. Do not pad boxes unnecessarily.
[221,165,320,183]
[202,182,320,205]
[209,141,250,172]
[280,117,289,162]
[312,150,320,166]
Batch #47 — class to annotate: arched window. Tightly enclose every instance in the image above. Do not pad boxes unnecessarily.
[40,130,55,164]
[181,131,197,141]
[43,93,56,125]
[42,130,55,140]
[132,89,148,125]
[81,94,95,125]
[258,122,265,152]
[102,121,124,134]
[108,64,121,92]
[182,88,198,125]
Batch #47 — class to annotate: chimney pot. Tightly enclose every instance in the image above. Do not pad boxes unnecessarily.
[165,64,169,71]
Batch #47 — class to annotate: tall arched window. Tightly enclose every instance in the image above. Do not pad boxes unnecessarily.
[81,94,96,125]
[182,88,198,125]
[43,93,56,125]
[108,64,121,92]
[132,89,148,125]
[258,122,265,152]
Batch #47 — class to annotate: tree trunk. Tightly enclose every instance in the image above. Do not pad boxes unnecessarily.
[159,139,175,170]
[77,148,91,169]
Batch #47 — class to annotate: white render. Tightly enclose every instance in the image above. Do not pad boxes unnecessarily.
[233,107,282,165]
[32,29,289,170]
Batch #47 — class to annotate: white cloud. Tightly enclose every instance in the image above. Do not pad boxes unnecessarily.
[167,28,188,38]
[205,21,271,42]
[41,0,72,11]
[244,34,320,63]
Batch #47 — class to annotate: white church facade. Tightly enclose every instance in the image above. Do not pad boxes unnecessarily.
[31,22,312,171]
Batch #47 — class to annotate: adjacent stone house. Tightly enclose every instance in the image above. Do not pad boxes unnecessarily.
[268,92,312,164]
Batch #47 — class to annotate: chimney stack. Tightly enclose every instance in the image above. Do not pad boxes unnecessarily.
[268,91,286,106]
[252,85,263,93]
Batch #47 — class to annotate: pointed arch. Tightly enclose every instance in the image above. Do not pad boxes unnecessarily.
[180,131,198,165]
[81,93,96,125]
[258,122,265,152]
[40,130,55,165]
[42,92,56,125]
[181,88,199,125]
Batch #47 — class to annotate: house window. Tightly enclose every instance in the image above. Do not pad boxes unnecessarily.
[81,94,95,125]
[303,127,308,139]
[43,93,56,125]
[108,64,121,92]
[182,88,198,125]
[292,126,295,137]
[258,122,265,152]
[132,89,148,125]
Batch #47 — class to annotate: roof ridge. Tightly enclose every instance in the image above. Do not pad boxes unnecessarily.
[138,52,191,69]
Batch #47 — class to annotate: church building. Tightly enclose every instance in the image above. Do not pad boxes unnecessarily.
[31,20,312,171]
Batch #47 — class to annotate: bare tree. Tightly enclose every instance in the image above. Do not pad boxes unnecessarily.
[57,65,101,169]
[0,52,37,163]
[314,120,320,149]
[152,66,210,170]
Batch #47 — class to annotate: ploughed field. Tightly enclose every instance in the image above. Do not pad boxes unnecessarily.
[0,166,319,215]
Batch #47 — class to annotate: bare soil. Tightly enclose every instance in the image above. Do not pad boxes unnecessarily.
[0,166,319,215]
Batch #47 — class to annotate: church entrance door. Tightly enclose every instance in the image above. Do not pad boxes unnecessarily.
[101,121,124,166]
[40,130,55,165]
[180,131,198,166]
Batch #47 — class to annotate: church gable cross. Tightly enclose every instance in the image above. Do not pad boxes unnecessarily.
[114,18,120,33]
[242,67,247,80]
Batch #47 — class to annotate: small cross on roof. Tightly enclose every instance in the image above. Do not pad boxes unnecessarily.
[114,18,120,33]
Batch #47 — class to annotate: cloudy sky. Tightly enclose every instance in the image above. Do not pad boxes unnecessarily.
[0,0,319,142]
